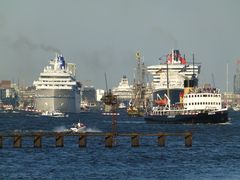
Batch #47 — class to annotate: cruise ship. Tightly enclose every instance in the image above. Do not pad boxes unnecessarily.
[147,50,201,104]
[112,75,133,102]
[33,54,81,113]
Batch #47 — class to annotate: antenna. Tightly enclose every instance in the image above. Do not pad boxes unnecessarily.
[192,53,195,77]
[104,72,108,93]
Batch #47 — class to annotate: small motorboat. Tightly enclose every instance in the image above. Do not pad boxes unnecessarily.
[70,122,86,132]
[41,110,68,118]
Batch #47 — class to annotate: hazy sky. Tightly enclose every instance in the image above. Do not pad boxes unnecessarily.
[0,0,239,91]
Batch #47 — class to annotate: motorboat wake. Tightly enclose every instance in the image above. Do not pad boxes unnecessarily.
[70,122,87,132]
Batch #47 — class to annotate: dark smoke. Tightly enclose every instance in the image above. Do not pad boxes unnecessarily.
[13,35,61,54]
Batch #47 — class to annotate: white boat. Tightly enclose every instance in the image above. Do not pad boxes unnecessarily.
[70,122,86,132]
[41,110,68,118]
[118,102,126,109]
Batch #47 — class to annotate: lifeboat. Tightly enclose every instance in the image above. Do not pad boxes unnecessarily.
[155,98,168,106]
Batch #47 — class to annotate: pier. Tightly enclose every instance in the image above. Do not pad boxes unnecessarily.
[0,132,192,148]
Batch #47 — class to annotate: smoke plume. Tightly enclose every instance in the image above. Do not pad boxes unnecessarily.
[13,35,61,54]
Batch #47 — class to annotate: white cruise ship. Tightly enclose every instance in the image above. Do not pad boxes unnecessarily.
[112,75,133,101]
[147,50,201,104]
[33,54,81,113]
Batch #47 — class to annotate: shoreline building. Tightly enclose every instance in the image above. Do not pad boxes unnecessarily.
[0,80,19,110]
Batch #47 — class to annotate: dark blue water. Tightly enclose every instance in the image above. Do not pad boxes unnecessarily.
[0,111,240,179]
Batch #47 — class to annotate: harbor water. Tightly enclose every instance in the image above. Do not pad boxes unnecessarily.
[0,110,240,179]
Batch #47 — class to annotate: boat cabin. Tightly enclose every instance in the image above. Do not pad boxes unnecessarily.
[183,88,222,111]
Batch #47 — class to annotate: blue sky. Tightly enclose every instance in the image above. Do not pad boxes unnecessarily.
[0,0,239,91]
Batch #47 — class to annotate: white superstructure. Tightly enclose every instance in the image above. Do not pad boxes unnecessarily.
[112,75,133,100]
[33,54,81,113]
[34,54,78,90]
[147,50,201,91]
[183,88,222,111]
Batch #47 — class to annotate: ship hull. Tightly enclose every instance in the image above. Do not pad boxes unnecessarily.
[144,109,228,124]
[34,89,80,113]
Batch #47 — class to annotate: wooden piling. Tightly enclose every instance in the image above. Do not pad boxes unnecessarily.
[79,133,87,147]
[13,135,22,148]
[131,133,140,147]
[105,133,113,147]
[55,133,64,147]
[0,131,193,148]
[185,133,192,147]
[34,134,42,148]
[0,136,2,148]
[158,133,165,147]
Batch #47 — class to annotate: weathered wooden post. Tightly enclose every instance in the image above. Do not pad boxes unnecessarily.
[105,133,113,147]
[13,134,22,148]
[158,133,165,147]
[56,133,64,147]
[79,133,87,147]
[0,136,2,148]
[131,133,140,147]
[34,134,42,148]
[185,132,192,147]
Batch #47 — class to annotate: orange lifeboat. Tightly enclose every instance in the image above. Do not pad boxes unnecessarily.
[155,98,168,106]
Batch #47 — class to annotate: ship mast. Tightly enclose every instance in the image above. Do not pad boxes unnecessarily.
[166,57,170,99]
[104,72,108,93]
[166,55,171,110]
[193,53,195,76]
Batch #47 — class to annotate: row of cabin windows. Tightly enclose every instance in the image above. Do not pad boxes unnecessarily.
[185,102,221,106]
[186,94,221,98]
[38,84,70,87]
[42,80,71,82]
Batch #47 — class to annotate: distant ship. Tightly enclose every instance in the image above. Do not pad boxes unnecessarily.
[33,54,81,113]
[112,75,133,107]
[101,73,119,115]
[127,52,148,117]
[147,49,201,104]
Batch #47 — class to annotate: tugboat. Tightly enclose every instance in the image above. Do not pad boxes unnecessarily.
[145,52,228,124]
[144,79,228,124]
